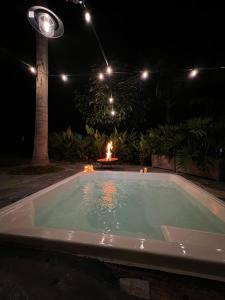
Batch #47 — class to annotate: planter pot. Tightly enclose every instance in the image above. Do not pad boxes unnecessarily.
[151,155,175,171]
[151,155,225,181]
[176,159,225,181]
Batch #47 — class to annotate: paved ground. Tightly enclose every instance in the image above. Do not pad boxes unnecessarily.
[1,245,225,300]
[0,162,83,209]
[0,160,225,299]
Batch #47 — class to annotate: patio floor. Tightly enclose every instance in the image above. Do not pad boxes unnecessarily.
[0,160,225,299]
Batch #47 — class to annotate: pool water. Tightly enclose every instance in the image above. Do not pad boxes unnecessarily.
[34,172,225,240]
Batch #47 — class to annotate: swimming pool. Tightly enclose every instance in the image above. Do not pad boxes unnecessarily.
[0,171,225,281]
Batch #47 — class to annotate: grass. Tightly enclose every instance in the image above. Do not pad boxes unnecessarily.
[8,165,64,175]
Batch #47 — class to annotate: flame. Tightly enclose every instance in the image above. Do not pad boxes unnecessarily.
[106,141,113,161]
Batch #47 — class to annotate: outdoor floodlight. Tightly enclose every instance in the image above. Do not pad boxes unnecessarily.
[27,6,64,38]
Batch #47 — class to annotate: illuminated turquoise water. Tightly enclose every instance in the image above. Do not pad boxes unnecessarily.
[34,172,225,240]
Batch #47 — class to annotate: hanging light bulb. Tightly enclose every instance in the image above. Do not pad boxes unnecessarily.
[109,97,114,104]
[61,74,68,82]
[111,109,116,116]
[189,68,199,78]
[85,11,91,23]
[29,66,36,74]
[106,66,112,75]
[141,70,149,80]
[98,73,104,80]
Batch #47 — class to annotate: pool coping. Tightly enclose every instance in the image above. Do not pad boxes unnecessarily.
[0,171,225,282]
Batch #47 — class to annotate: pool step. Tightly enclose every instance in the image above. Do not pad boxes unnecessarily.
[161,225,225,248]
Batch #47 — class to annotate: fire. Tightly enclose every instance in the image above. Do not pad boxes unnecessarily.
[106,141,113,161]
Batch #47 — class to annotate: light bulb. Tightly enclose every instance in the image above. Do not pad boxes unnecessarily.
[38,13,56,37]
[61,74,68,82]
[85,11,91,23]
[106,66,112,75]
[29,66,36,74]
[98,73,104,80]
[109,97,114,103]
[141,70,149,80]
[111,110,116,116]
[189,69,199,78]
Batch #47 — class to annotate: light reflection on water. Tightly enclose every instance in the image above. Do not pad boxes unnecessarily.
[83,180,117,209]
[83,180,121,234]
[100,181,117,209]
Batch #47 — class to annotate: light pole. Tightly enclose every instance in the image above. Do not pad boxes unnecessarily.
[27,6,64,165]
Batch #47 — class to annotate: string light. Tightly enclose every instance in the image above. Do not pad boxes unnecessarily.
[106,66,112,75]
[61,74,68,82]
[29,66,36,74]
[24,63,224,84]
[189,68,199,78]
[98,72,104,80]
[22,60,223,82]
[11,1,225,129]
[85,11,91,23]
[109,97,114,103]
[4,47,223,83]
[21,4,225,86]
[141,70,149,80]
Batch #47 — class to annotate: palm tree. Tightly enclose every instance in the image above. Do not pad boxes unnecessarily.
[30,0,49,165]
[28,1,64,165]
[32,32,49,165]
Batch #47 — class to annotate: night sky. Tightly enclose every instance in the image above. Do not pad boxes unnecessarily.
[1,1,225,154]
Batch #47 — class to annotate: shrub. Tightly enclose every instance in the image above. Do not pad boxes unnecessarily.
[49,127,81,161]
[49,118,225,170]
[85,125,106,158]
[139,133,152,165]
[147,118,225,172]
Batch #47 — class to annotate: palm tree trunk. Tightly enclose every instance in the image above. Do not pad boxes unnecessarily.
[32,32,49,165]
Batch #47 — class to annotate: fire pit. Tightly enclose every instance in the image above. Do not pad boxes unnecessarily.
[97,141,118,167]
